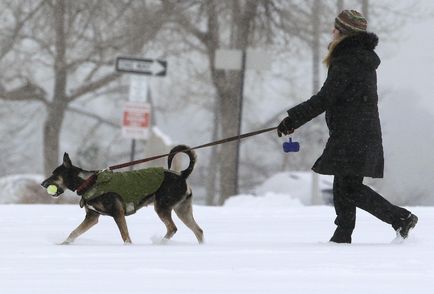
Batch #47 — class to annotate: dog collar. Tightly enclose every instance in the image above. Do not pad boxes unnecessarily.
[76,173,98,196]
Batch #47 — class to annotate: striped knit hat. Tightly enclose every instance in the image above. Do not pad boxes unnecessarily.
[335,10,367,34]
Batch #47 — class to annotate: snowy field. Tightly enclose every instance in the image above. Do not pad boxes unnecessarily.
[1,203,433,294]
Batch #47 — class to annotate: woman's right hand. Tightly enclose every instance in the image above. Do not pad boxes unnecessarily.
[277,117,295,137]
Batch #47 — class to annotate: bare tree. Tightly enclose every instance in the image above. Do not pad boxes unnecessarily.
[171,0,319,204]
[0,0,176,175]
[171,1,250,203]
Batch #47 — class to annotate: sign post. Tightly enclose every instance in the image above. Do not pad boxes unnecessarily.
[116,56,167,164]
[121,101,151,140]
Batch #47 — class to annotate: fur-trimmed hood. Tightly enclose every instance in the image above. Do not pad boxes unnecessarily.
[331,32,380,70]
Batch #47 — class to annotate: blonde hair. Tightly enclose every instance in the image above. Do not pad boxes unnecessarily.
[323,35,347,67]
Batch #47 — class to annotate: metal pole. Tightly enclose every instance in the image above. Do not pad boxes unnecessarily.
[147,78,156,126]
[235,50,247,195]
[311,1,321,205]
[130,139,136,171]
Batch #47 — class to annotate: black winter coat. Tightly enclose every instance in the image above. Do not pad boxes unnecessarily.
[287,32,384,178]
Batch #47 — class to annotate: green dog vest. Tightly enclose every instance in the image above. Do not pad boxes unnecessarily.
[82,168,164,215]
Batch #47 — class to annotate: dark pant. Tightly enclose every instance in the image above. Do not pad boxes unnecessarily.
[333,175,410,236]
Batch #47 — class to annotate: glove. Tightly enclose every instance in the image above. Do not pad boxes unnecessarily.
[277,116,295,137]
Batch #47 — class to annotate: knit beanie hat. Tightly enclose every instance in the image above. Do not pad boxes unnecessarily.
[335,10,367,34]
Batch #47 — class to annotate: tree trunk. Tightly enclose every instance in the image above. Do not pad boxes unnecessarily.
[361,0,369,20]
[337,0,344,12]
[43,104,66,175]
[43,0,67,175]
[205,94,220,205]
[218,79,242,204]
[216,1,257,204]
[312,3,321,94]
[310,1,324,205]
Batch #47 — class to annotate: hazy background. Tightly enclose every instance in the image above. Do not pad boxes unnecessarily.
[0,0,433,206]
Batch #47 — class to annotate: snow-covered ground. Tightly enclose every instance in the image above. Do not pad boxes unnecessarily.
[1,203,433,294]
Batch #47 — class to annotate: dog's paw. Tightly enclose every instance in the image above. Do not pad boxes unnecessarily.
[151,235,169,245]
[58,240,73,245]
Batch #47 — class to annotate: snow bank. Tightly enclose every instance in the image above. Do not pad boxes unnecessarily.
[225,172,333,207]
[0,174,44,203]
[152,126,173,146]
[224,192,303,208]
[0,174,77,204]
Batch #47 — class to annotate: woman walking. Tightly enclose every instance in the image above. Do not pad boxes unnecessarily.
[277,10,417,243]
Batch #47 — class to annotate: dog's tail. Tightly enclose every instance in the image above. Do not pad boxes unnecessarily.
[168,145,196,179]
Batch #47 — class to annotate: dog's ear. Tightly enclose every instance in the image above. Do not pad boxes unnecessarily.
[63,152,72,168]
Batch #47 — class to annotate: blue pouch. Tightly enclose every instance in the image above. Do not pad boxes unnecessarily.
[282,138,300,152]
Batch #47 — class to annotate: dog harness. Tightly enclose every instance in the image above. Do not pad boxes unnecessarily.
[81,168,165,215]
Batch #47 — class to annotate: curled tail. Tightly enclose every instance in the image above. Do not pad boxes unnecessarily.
[168,145,196,179]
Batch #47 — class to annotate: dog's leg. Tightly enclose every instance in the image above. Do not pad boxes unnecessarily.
[113,210,132,244]
[155,206,177,240]
[174,195,204,244]
[61,209,99,245]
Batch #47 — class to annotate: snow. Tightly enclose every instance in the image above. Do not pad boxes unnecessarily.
[224,172,335,208]
[1,203,433,294]
[0,174,43,204]
[152,126,173,146]
[254,172,333,205]
[224,192,303,207]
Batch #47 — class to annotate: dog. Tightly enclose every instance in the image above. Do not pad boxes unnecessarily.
[41,145,204,245]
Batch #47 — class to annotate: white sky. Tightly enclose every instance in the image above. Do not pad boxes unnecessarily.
[377,1,434,115]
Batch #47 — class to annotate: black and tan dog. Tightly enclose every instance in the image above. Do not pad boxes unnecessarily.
[41,145,204,245]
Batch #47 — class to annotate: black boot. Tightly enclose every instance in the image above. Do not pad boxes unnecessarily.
[330,227,352,244]
[393,213,418,239]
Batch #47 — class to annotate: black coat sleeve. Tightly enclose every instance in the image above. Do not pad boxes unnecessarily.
[287,58,352,129]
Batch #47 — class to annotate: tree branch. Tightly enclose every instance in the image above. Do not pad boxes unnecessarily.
[67,106,119,129]
[67,72,121,102]
[0,81,47,104]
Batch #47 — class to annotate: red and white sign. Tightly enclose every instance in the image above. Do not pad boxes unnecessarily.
[121,101,151,139]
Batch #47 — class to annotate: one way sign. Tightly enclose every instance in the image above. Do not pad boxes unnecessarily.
[116,56,167,76]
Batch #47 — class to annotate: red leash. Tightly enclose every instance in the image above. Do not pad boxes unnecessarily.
[76,126,277,195]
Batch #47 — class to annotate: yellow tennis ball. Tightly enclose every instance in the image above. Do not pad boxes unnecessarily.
[47,184,58,195]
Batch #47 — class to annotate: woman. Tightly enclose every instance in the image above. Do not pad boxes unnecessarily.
[277,10,417,243]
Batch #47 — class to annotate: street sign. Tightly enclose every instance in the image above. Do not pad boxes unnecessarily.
[128,75,148,102]
[116,56,167,76]
[215,49,271,70]
[121,101,151,140]
[215,49,243,70]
